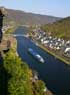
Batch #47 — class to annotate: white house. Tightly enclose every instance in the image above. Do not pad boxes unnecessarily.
[43,40,49,44]
[64,47,70,53]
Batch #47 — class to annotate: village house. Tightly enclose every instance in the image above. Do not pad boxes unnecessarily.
[32,28,70,58]
[64,47,70,57]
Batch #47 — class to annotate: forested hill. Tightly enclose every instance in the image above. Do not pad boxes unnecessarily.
[41,17,70,40]
[1,7,61,25]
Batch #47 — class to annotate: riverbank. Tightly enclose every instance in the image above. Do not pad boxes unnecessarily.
[29,34,70,65]
[38,43,70,65]
[4,34,53,95]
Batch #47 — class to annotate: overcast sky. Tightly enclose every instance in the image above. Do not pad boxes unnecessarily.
[0,0,70,17]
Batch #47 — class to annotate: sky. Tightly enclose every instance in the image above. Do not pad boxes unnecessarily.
[0,0,70,17]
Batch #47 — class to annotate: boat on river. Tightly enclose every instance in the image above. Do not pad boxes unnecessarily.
[28,48,45,63]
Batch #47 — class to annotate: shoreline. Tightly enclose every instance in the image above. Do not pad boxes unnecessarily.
[29,35,70,65]
[28,35,70,65]
[37,43,70,65]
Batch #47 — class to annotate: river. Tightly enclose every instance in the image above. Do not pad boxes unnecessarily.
[14,26,70,95]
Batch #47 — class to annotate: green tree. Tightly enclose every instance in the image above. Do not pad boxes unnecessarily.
[4,50,33,95]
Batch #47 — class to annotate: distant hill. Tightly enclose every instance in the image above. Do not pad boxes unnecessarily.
[0,7,61,25]
[41,17,70,40]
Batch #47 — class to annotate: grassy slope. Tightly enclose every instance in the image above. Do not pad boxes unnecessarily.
[41,17,70,40]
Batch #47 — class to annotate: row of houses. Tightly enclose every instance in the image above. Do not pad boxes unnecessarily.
[32,28,70,58]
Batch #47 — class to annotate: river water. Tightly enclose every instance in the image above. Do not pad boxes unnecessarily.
[14,26,70,95]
